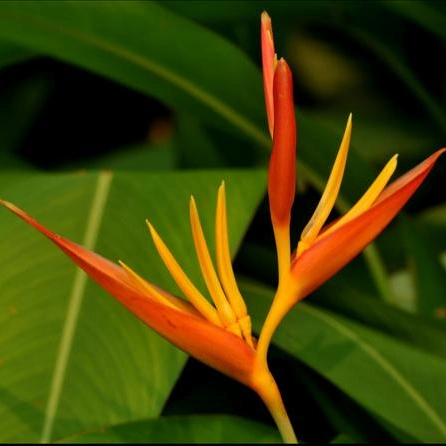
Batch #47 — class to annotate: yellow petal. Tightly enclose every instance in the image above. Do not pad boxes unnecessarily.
[147,221,223,327]
[215,182,253,346]
[291,148,446,301]
[119,260,196,314]
[322,154,398,238]
[298,114,352,255]
[189,196,239,333]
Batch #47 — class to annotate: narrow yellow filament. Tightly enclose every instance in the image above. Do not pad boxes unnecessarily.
[190,196,240,335]
[215,182,254,346]
[297,114,352,255]
[147,221,223,327]
[119,261,191,313]
[322,154,398,238]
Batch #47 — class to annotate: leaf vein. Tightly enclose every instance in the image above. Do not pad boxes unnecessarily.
[40,171,113,443]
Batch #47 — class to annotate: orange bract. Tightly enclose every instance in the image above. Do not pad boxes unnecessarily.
[0,199,258,386]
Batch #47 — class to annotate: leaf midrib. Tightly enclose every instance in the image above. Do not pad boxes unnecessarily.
[40,172,113,443]
[301,303,446,439]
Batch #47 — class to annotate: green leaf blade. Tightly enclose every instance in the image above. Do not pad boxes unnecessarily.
[0,169,266,442]
[0,1,268,148]
[57,414,281,443]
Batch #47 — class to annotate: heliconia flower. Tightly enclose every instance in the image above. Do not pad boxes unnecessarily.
[0,183,297,444]
[2,12,444,445]
[257,12,446,358]
[0,192,257,383]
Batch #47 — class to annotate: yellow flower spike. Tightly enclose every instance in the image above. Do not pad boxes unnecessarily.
[119,260,194,313]
[216,182,254,346]
[147,221,223,328]
[297,113,352,255]
[189,196,241,335]
[323,154,398,237]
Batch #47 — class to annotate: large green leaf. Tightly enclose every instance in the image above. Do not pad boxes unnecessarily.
[58,414,281,443]
[312,282,446,359]
[242,279,446,442]
[0,1,379,192]
[0,168,266,442]
[0,0,267,148]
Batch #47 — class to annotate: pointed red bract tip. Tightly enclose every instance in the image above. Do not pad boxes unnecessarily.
[261,11,275,138]
[290,148,445,302]
[0,199,259,387]
[268,58,297,227]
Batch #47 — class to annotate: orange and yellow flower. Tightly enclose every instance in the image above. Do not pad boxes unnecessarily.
[0,185,297,443]
[1,11,444,444]
[257,11,445,358]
